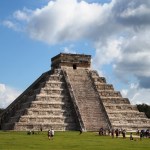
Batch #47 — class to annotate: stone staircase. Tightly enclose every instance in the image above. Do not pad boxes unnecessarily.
[90,70,150,130]
[0,69,79,131]
[64,68,110,131]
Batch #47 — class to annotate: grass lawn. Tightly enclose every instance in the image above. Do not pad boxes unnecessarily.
[0,131,149,150]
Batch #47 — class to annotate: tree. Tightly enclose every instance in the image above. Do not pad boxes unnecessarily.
[137,104,150,118]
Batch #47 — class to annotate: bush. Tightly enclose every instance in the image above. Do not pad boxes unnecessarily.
[137,104,150,118]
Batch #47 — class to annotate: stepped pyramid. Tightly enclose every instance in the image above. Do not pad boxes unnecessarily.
[0,53,150,131]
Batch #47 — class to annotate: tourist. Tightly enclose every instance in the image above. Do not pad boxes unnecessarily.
[111,129,115,138]
[51,128,55,139]
[79,128,83,135]
[99,127,103,136]
[48,129,51,140]
[40,126,43,132]
[115,129,119,138]
[145,129,149,138]
[119,128,121,136]
[27,130,32,135]
[48,128,55,140]
[103,128,106,136]
[140,131,143,140]
[130,133,133,140]
[122,129,126,139]
[136,129,139,136]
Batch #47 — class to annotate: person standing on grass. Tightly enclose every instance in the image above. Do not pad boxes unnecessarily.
[140,131,143,140]
[79,128,83,135]
[122,129,126,139]
[51,128,55,139]
[48,129,51,140]
[111,129,115,138]
[48,128,54,140]
[130,133,133,140]
[115,129,119,138]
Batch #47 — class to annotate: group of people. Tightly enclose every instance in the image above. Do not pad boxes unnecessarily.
[98,128,126,138]
[27,127,149,141]
[99,127,150,140]
[110,128,126,138]
[136,129,150,139]
[26,127,55,140]
[48,128,55,140]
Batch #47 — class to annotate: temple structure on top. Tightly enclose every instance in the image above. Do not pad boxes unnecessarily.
[0,53,150,131]
[51,53,91,69]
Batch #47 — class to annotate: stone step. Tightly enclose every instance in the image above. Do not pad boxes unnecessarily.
[15,109,26,116]
[27,95,36,102]
[21,101,66,109]
[79,110,104,116]
[112,123,150,129]
[36,81,46,89]
[35,95,69,102]
[9,114,76,124]
[40,89,66,95]
[109,117,150,121]
[33,88,41,95]
[104,103,135,107]
[76,94,97,98]
[25,108,72,116]
[45,80,64,84]
[98,91,122,97]
[104,104,138,111]
[9,115,20,123]
[36,94,65,98]
[48,75,63,81]
[107,110,139,114]
[45,82,65,88]
[39,88,68,95]
[93,77,106,83]
[69,78,90,82]
[89,70,99,77]
[66,69,88,74]
[101,97,130,104]
[66,69,109,130]
[15,122,77,131]
[3,122,77,131]
[110,120,150,125]
[108,111,146,118]
[95,84,114,90]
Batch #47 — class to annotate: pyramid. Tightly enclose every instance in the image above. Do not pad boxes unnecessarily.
[0,53,150,131]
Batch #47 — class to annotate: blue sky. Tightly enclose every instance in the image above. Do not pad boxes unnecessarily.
[0,0,150,108]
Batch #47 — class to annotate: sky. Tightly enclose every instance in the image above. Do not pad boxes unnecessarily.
[0,0,150,108]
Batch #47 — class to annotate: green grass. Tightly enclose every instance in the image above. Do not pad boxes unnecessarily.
[0,131,149,150]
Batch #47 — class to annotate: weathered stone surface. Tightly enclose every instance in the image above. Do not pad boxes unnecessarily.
[0,53,150,131]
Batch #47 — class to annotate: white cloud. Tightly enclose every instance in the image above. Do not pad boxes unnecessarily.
[0,84,21,108]
[3,0,150,104]
[3,0,111,44]
[93,38,122,67]
[63,45,77,54]
[113,30,150,88]
[2,20,18,31]
[27,0,108,44]
[13,9,31,22]
[121,83,150,105]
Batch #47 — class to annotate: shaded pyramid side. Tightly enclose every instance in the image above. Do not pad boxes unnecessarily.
[0,69,80,131]
[90,70,150,130]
